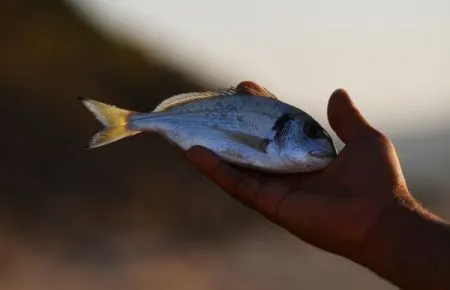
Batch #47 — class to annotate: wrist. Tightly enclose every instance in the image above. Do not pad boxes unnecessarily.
[354,191,450,289]
[356,192,422,265]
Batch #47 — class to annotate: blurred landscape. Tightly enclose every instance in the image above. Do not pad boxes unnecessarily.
[0,1,448,289]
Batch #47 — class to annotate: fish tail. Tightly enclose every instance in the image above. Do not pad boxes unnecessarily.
[78,97,141,148]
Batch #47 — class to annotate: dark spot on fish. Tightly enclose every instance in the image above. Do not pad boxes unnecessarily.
[272,113,294,143]
[272,113,294,132]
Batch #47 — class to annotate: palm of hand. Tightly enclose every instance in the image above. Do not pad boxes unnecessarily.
[186,89,407,258]
[217,132,401,256]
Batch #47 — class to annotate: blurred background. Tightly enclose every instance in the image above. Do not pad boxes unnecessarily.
[1,0,449,289]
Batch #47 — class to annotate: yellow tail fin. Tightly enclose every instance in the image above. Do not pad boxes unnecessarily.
[79,97,140,148]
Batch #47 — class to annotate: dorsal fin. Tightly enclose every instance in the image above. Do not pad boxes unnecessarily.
[236,81,278,99]
[152,81,277,112]
[152,88,237,112]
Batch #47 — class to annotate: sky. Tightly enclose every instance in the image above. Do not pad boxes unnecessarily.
[68,0,450,137]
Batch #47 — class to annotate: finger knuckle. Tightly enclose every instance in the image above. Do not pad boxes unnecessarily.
[274,190,294,220]
[370,130,392,146]
[235,177,258,195]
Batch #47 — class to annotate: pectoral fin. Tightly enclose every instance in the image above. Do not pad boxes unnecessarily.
[259,138,271,153]
[217,129,271,153]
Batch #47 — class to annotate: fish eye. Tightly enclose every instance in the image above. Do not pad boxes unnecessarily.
[303,121,323,139]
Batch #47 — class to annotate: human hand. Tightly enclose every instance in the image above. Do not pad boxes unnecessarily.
[185,89,411,259]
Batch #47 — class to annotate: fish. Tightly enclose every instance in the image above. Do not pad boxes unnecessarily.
[79,81,337,173]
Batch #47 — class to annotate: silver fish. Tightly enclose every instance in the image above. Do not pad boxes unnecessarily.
[79,81,337,173]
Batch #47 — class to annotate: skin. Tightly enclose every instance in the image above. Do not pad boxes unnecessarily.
[185,89,450,290]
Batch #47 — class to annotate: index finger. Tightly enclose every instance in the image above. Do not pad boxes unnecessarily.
[185,146,330,225]
[185,146,262,207]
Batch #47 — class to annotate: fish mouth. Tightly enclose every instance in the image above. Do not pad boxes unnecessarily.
[309,150,337,158]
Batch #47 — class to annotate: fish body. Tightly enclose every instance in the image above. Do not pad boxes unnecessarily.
[80,81,337,173]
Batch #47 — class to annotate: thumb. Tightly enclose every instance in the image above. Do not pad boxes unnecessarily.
[327,89,378,143]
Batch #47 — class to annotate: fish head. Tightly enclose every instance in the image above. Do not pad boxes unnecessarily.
[275,115,337,171]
